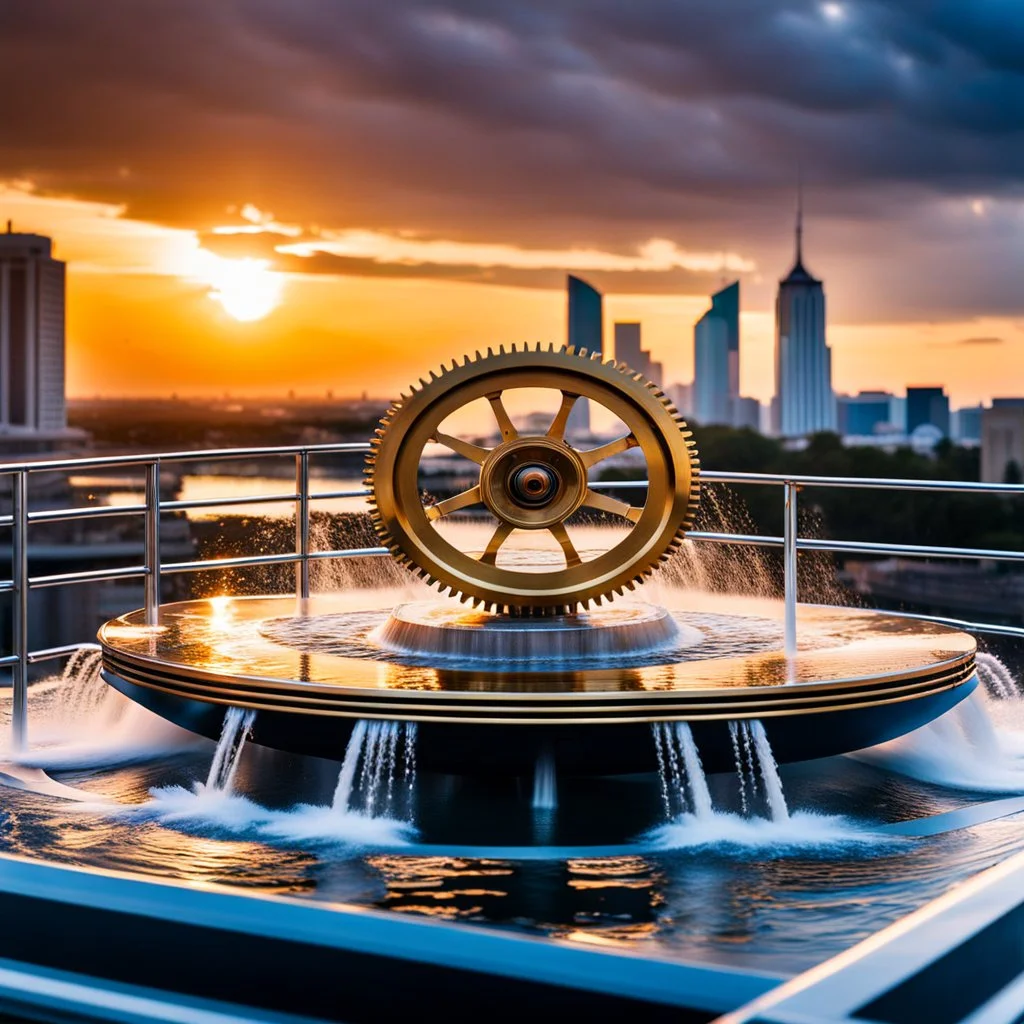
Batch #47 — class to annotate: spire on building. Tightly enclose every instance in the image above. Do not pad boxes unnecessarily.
[782,175,819,285]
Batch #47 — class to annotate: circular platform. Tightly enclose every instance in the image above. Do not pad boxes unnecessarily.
[99,595,976,774]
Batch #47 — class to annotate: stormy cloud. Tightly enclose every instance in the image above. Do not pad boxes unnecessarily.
[0,0,1022,320]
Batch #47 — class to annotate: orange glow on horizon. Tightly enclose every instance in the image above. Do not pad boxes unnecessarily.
[3,181,1023,408]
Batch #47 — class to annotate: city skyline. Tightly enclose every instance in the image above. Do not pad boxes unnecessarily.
[0,2,1021,405]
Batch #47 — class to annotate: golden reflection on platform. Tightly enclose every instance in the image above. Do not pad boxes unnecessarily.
[99,594,975,701]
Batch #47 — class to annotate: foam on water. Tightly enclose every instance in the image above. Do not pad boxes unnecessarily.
[646,810,886,852]
[114,786,415,848]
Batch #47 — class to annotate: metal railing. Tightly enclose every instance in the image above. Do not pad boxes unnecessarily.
[1,443,1023,749]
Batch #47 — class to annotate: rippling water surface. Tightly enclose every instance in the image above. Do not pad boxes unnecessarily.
[3,656,1024,977]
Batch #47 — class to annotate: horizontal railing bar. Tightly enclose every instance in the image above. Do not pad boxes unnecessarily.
[798,537,1024,563]
[307,489,371,500]
[0,442,371,475]
[28,642,101,664]
[843,607,1024,640]
[0,654,16,666]
[700,471,1024,495]
[162,492,299,512]
[687,530,785,548]
[160,552,304,575]
[29,565,148,588]
[27,503,147,525]
[307,546,390,559]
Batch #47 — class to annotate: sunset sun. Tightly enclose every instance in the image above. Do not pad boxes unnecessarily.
[200,252,282,322]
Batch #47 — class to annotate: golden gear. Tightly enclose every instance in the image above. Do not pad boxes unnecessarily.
[365,344,700,614]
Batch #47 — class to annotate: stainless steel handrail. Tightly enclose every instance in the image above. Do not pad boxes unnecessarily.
[2,441,1022,746]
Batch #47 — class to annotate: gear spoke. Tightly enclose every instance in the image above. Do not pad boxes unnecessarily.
[479,521,515,565]
[580,433,639,469]
[425,485,482,522]
[546,391,579,440]
[487,392,518,442]
[429,430,489,465]
[583,487,643,523]
[549,522,582,568]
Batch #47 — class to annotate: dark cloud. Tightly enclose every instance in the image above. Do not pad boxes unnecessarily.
[957,336,1005,345]
[0,0,1022,319]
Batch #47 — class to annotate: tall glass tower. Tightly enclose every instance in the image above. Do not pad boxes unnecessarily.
[773,199,835,437]
[693,281,739,425]
[566,275,603,436]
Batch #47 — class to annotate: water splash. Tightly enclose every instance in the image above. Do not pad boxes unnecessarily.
[205,708,256,793]
[977,653,1019,699]
[532,750,558,811]
[853,678,1024,793]
[54,649,107,720]
[332,719,417,820]
[2,648,203,768]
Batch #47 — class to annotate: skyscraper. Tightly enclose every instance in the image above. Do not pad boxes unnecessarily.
[906,386,950,437]
[0,225,67,435]
[566,275,602,436]
[773,197,835,437]
[693,281,739,425]
[613,322,650,380]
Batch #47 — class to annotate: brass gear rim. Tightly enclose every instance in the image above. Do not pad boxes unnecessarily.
[365,344,700,614]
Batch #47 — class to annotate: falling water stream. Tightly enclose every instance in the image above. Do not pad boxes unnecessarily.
[205,708,256,792]
[977,652,1020,700]
[332,719,418,819]
[654,720,789,824]
[531,750,558,811]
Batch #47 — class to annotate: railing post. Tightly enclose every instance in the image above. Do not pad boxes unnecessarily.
[11,471,28,752]
[144,460,161,626]
[783,480,798,663]
[295,451,310,604]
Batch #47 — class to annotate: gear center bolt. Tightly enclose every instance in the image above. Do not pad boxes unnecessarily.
[509,464,559,507]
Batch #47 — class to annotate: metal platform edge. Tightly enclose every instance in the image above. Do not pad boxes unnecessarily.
[0,852,782,1023]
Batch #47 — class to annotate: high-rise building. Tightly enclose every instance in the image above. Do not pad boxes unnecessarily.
[773,198,835,437]
[0,225,67,435]
[566,274,602,436]
[837,391,893,437]
[952,405,984,443]
[613,322,650,380]
[906,386,950,437]
[732,396,761,431]
[693,282,739,426]
[982,405,1024,482]
[666,382,693,417]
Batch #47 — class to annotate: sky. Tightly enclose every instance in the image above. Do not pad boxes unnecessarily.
[1,0,1022,406]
